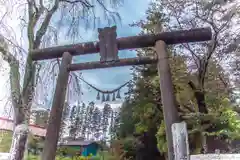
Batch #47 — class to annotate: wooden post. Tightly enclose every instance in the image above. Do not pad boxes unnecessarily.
[155,40,180,160]
[41,52,72,160]
[172,121,190,160]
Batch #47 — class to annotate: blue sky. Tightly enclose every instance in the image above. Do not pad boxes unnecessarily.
[0,0,152,118]
[62,0,152,107]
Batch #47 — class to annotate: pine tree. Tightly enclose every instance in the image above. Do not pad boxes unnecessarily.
[69,105,78,139]
[101,104,112,140]
[81,103,89,139]
[82,102,95,140]
[92,107,102,140]
[112,111,121,139]
[109,110,115,140]
[59,102,69,141]
[77,103,86,138]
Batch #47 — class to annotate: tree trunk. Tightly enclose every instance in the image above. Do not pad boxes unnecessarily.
[188,81,208,114]
[136,130,163,160]
[9,124,28,160]
[6,0,58,158]
[9,61,27,160]
[9,56,35,160]
[188,81,208,153]
[194,91,208,114]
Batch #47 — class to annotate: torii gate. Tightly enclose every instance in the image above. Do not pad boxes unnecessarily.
[31,26,212,160]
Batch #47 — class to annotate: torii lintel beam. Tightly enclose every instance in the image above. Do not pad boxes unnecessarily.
[30,27,212,61]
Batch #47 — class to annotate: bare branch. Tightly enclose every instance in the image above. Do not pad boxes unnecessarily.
[60,0,94,8]
[96,0,115,14]
[0,35,19,64]
[164,0,201,67]
[195,14,217,32]
[0,34,27,54]
[27,0,35,48]
[32,0,38,13]
[0,11,8,24]
[0,45,17,63]
[32,5,45,28]
[34,0,60,49]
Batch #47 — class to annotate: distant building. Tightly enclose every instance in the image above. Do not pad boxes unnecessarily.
[0,117,46,137]
[0,103,49,139]
[59,137,100,157]
[0,116,46,152]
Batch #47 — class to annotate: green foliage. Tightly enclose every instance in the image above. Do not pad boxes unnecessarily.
[0,130,13,152]
[89,157,101,160]
[155,97,240,153]
[110,138,136,160]
[116,102,135,138]
[24,153,109,160]
[57,146,81,156]
[116,0,240,156]
[203,98,240,140]
[96,151,116,160]
[155,121,167,153]
[25,154,39,160]
[0,130,46,154]
[28,133,44,154]
[135,123,148,134]
[55,157,73,160]
[121,137,136,160]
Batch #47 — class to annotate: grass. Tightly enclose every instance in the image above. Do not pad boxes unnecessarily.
[24,151,115,160]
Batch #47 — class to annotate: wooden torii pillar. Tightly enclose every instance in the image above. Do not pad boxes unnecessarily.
[31,27,212,160]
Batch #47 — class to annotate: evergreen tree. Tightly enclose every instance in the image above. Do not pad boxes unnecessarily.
[83,102,95,139]
[81,103,90,138]
[109,110,115,140]
[108,110,121,142]
[101,104,112,140]
[69,105,78,139]
[68,103,89,139]
[77,103,86,138]
[59,102,69,141]
[92,107,102,140]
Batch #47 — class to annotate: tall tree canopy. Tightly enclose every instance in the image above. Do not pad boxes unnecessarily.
[117,0,240,159]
